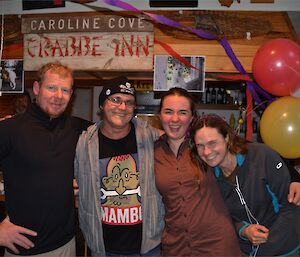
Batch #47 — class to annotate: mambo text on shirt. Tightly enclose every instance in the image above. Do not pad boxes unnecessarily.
[101,206,142,225]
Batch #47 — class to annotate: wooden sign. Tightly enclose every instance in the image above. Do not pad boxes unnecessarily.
[23,32,153,71]
[22,15,154,71]
[22,15,153,34]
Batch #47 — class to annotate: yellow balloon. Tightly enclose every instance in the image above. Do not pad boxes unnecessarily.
[260,96,300,159]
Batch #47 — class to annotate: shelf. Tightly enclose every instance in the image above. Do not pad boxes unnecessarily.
[135,104,242,114]
[196,104,241,110]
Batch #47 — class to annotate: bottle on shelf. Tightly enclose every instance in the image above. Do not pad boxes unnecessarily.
[226,90,234,105]
[237,91,243,106]
[229,113,236,129]
[253,117,258,133]
[211,87,217,104]
[222,88,228,104]
[205,87,211,104]
[233,91,239,105]
[241,90,247,107]
[237,110,244,134]
[217,87,223,104]
[241,83,247,107]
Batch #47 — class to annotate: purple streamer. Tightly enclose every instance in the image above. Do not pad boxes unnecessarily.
[101,0,274,107]
[219,38,269,105]
[188,27,218,40]
[246,81,266,109]
[248,81,273,101]
[219,38,247,74]
[145,12,186,28]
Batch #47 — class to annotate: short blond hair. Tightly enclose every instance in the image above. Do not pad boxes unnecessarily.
[37,62,73,86]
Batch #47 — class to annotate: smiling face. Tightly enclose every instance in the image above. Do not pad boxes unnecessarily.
[33,70,73,118]
[194,126,229,168]
[160,94,193,144]
[101,93,135,132]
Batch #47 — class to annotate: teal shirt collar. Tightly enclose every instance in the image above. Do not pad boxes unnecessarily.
[214,153,246,177]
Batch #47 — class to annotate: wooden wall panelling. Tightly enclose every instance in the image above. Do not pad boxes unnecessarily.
[0,96,15,118]
[2,15,23,59]
[1,11,299,83]
[250,0,274,3]
[153,11,299,73]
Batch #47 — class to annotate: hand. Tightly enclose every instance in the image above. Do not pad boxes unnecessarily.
[242,224,269,246]
[0,115,12,121]
[0,217,37,254]
[288,182,300,206]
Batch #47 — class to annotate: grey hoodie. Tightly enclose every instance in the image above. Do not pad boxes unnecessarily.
[74,118,164,256]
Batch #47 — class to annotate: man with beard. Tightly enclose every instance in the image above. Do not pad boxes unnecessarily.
[0,62,90,256]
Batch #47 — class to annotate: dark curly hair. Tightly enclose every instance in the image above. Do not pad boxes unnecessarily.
[190,114,248,172]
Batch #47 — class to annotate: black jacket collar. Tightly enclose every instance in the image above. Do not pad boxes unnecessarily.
[28,103,66,130]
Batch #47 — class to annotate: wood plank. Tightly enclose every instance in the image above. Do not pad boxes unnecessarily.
[2,11,299,76]
[251,0,274,3]
[154,11,298,73]
[22,15,153,34]
[24,32,154,71]
[0,95,14,118]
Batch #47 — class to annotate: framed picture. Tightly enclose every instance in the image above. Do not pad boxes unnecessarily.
[0,60,24,93]
[153,55,205,92]
[22,0,65,10]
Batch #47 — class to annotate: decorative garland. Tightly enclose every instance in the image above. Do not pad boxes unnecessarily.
[101,0,276,140]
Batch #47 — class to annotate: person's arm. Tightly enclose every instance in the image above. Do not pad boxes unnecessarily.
[282,158,300,205]
[234,220,268,246]
[0,119,12,160]
[0,117,37,252]
[242,224,269,245]
[288,182,300,205]
[0,217,37,254]
[257,147,299,255]
[289,167,300,182]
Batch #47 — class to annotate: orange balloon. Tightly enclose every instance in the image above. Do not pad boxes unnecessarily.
[260,96,300,159]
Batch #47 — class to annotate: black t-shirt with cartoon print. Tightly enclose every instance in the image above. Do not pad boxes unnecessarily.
[98,123,142,254]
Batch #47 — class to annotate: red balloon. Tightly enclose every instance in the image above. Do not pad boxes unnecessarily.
[252,38,300,96]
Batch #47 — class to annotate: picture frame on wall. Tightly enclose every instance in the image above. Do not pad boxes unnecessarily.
[153,55,205,92]
[22,0,65,10]
[0,60,24,93]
